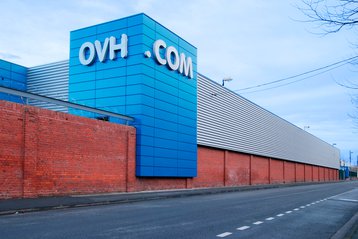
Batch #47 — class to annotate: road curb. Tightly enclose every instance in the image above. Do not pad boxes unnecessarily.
[331,211,358,239]
[0,181,346,216]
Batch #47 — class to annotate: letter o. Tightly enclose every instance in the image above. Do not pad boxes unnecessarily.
[166,46,179,71]
[153,39,167,65]
[79,42,96,65]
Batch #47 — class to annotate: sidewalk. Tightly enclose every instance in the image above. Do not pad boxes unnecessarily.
[0,183,303,215]
[0,182,340,215]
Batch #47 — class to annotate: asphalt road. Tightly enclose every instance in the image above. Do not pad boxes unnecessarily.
[0,181,357,239]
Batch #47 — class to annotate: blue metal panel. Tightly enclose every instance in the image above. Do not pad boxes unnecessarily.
[0,60,11,70]
[69,81,95,92]
[0,78,11,87]
[95,96,126,107]
[178,159,196,169]
[70,90,95,100]
[0,59,27,103]
[0,69,11,78]
[96,86,126,98]
[154,157,178,168]
[96,77,126,89]
[69,13,197,177]
[178,168,197,177]
[154,166,177,177]
[137,156,154,166]
[96,68,127,80]
[0,92,9,100]
[136,166,154,176]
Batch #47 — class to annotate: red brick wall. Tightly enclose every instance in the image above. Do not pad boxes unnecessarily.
[193,147,338,187]
[251,156,270,185]
[0,101,340,199]
[312,166,319,182]
[270,159,284,184]
[305,165,313,182]
[0,101,135,199]
[0,103,24,199]
[225,151,250,186]
[319,167,325,181]
[296,163,305,182]
[284,161,296,183]
[192,147,225,188]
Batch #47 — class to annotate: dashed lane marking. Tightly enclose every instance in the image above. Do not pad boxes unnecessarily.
[334,198,358,203]
[215,197,332,238]
[237,226,250,231]
[217,232,232,237]
[253,221,263,225]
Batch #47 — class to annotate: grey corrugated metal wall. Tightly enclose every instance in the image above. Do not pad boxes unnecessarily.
[27,60,68,112]
[197,74,340,169]
[25,61,339,169]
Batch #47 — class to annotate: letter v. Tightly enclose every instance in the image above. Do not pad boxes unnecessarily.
[94,38,110,62]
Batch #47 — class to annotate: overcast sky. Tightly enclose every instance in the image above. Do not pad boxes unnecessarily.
[1,0,357,165]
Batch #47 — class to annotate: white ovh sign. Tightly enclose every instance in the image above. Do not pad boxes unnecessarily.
[78,34,128,65]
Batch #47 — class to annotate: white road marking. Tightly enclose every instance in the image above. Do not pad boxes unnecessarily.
[237,226,250,231]
[217,232,232,237]
[328,189,358,200]
[300,206,305,209]
[266,217,275,221]
[294,208,299,211]
[335,198,358,203]
[285,211,292,214]
[306,204,311,206]
[253,221,263,225]
[277,214,284,217]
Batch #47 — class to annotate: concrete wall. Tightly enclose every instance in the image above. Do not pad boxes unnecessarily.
[0,101,338,199]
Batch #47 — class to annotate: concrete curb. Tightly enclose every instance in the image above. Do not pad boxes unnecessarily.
[330,211,358,239]
[0,181,345,216]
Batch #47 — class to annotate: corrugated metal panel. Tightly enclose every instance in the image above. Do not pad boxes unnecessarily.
[27,60,69,112]
[197,74,340,169]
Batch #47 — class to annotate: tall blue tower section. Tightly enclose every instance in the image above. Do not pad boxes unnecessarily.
[69,14,197,177]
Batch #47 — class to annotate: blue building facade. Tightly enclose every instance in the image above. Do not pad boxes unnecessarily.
[69,14,198,177]
[0,60,27,103]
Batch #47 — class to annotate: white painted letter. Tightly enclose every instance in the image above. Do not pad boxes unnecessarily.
[166,46,179,71]
[94,37,109,62]
[79,42,96,66]
[153,39,167,65]
[109,34,128,60]
[179,53,193,79]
